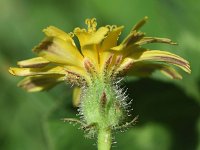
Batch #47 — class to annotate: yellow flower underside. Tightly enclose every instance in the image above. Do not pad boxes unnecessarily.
[9,17,190,94]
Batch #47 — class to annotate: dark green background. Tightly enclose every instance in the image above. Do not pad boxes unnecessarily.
[0,0,200,150]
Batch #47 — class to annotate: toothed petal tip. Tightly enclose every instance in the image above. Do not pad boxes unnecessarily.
[9,67,16,76]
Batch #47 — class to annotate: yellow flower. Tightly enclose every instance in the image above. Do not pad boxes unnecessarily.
[9,17,190,94]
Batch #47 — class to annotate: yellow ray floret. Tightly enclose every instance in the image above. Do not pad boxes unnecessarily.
[9,17,190,94]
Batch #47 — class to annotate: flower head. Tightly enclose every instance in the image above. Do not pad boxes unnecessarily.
[9,17,191,147]
[9,17,190,93]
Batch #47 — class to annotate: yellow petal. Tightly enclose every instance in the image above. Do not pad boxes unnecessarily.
[131,16,148,31]
[9,66,66,76]
[100,26,124,51]
[73,28,90,47]
[84,27,109,47]
[17,57,50,68]
[72,87,81,107]
[74,27,109,47]
[33,26,83,67]
[111,31,145,51]
[111,17,148,51]
[136,37,177,45]
[134,50,191,73]
[43,26,75,44]
[74,27,109,66]
[128,62,182,79]
[74,18,108,47]
[130,50,191,73]
[18,74,65,92]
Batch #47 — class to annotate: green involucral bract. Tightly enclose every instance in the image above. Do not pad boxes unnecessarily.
[80,78,126,133]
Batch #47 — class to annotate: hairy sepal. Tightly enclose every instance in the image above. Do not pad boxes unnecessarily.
[79,78,130,137]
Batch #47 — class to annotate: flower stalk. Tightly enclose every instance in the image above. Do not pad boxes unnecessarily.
[98,128,111,150]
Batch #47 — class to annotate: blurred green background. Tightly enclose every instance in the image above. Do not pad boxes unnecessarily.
[0,0,200,150]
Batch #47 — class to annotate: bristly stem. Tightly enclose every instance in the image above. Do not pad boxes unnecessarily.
[98,128,112,150]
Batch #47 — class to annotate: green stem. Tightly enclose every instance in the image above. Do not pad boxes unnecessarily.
[98,128,112,150]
